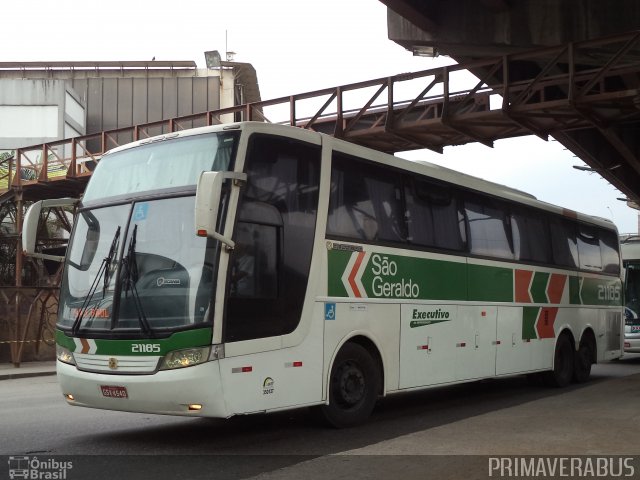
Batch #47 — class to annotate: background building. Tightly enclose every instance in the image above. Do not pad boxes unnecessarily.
[0,55,260,151]
[0,53,260,364]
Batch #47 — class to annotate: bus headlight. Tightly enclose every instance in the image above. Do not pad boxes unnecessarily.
[56,345,76,365]
[160,346,211,370]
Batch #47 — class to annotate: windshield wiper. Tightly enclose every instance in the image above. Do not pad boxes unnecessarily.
[71,226,121,335]
[120,225,154,337]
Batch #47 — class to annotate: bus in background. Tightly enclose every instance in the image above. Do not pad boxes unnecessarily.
[23,122,623,427]
[621,235,640,353]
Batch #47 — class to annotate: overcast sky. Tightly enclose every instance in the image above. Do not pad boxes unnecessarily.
[5,0,638,233]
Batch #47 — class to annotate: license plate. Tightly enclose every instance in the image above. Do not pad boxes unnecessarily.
[100,385,128,399]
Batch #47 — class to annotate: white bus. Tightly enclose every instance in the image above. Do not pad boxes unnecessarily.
[24,122,623,427]
[621,235,640,353]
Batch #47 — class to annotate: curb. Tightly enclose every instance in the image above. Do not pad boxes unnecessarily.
[0,370,57,381]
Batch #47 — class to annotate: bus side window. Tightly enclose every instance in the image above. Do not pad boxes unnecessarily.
[549,217,578,268]
[229,222,278,299]
[599,229,620,275]
[327,153,405,243]
[328,167,377,240]
[510,208,551,264]
[404,178,464,251]
[465,197,514,259]
[577,226,603,272]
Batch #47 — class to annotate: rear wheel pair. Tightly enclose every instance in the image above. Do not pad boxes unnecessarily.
[544,333,594,387]
[573,337,595,384]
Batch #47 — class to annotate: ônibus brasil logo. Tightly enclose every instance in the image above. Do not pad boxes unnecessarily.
[8,456,72,479]
[341,252,420,299]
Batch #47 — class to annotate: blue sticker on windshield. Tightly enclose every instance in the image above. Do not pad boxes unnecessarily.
[133,203,149,221]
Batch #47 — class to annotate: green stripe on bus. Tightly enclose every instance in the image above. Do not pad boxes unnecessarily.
[327,247,622,306]
[522,307,539,340]
[467,264,513,302]
[56,329,75,350]
[57,327,213,355]
[569,276,582,305]
[359,254,467,300]
[327,249,351,297]
[580,277,623,306]
[530,272,549,303]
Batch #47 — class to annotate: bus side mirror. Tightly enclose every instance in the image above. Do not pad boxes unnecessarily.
[195,171,246,249]
[22,197,78,262]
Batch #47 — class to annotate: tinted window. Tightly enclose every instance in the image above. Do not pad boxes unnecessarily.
[577,226,602,271]
[224,134,321,342]
[625,262,640,318]
[230,222,278,298]
[404,178,465,251]
[511,208,551,263]
[549,217,578,268]
[327,154,405,243]
[465,197,513,259]
[600,229,620,275]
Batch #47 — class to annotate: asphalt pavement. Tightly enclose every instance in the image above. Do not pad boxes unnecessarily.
[1,356,640,480]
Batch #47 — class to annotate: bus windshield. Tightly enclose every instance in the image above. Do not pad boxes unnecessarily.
[59,196,218,334]
[83,132,238,203]
[57,131,238,335]
[625,261,640,322]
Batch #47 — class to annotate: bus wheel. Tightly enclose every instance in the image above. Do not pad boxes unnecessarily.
[573,337,594,383]
[321,343,380,428]
[544,334,574,388]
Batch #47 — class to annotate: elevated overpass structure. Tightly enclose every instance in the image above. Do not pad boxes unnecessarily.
[3,31,640,202]
[382,0,640,206]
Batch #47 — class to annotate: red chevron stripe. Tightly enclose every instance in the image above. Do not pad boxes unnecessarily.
[515,269,533,303]
[80,338,90,354]
[547,274,566,304]
[348,251,366,298]
[536,307,558,339]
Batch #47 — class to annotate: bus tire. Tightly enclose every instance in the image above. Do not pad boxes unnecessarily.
[544,334,574,388]
[320,342,380,428]
[573,337,595,383]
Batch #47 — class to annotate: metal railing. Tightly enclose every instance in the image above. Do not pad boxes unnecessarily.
[2,30,640,193]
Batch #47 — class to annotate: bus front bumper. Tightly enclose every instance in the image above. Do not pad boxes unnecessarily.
[57,360,230,418]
